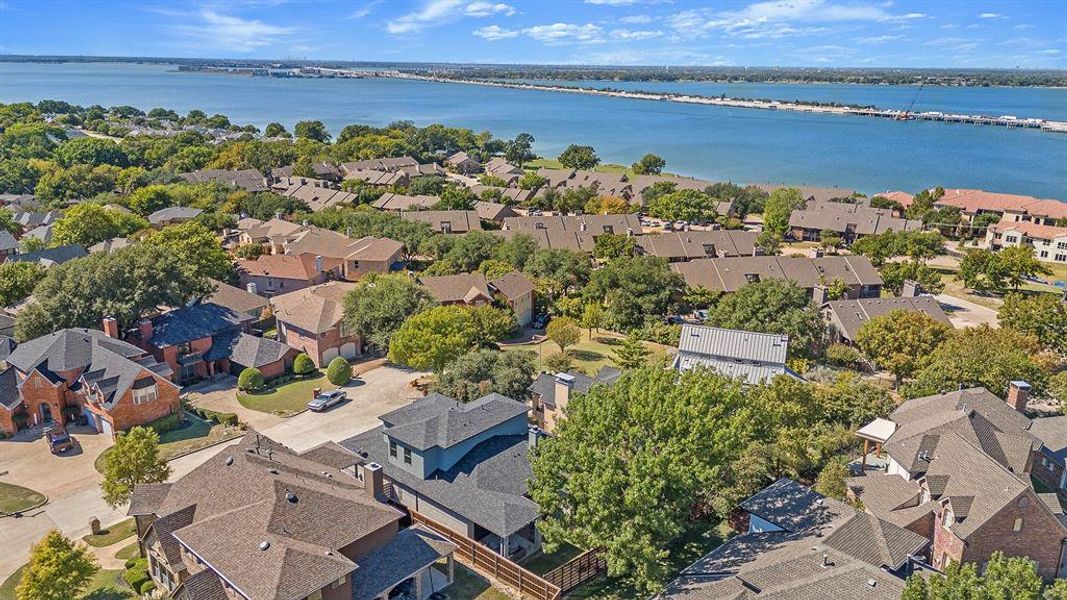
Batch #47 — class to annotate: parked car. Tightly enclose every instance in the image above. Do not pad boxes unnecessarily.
[308,389,347,412]
[664,315,684,325]
[694,309,709,321]
[47,427,74,454]
[532,313,550,329]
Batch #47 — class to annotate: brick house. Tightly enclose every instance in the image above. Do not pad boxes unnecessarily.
[236,253,344,297]
[0,323,179,437]
[283,228,404,281]
[132,303,296,383]
[271,281,359,368]
[848,384,1067,578]
[418,271,536,326]
[128,432,456,600]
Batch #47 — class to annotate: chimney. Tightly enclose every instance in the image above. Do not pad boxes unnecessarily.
[102,316,120,339]
[1007,381,1031,412]
[314,255,324,273]
[554,373,575,411]
[812,284,827,306]
[364,462,384,499]
[528,425,542,449]
[246,282,258,295]
[137,319,153,343]
[901,280,920,298]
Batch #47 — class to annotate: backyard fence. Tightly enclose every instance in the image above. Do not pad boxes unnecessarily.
[544,548,607,595]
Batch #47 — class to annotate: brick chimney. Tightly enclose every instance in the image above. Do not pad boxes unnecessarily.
[137,319,153,344]
[812,284,828,306]
[364,462,384,499]
[554,373,575,411]
[102,317,120,339]
[901,280,920,298]
[1007,381,1031,412]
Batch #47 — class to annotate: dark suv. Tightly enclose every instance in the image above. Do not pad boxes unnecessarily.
[46,427,74,454]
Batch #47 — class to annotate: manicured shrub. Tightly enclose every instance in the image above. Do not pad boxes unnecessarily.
[123,558,149,589]
[124,557,138,569]
[824,343,865,368]
[139,580,157,594]
[293,353,315,376]
[326,357,352,386]
[147,412,182,434]
[215,412,239,427]
[237,367,265,391]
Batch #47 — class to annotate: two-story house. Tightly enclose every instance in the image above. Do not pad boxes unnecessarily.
[133,303,297,383]
[342,393,542,560]
[848,383,1067,578]
[271,281,359,368]
[0,322,179,437]
[128,432,457,600]
[418,271,536,327]
[283,228,404,281]
[236,253,344,297]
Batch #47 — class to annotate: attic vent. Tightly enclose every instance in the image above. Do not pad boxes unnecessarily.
[866,579,877,588]
[268,468,278,474]
[259,541,270,551]
[224,456,234,466]
[285,490,298,504]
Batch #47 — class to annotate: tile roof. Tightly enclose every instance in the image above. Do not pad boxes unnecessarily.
[270,281,355,334]
[132,432,404,600]
[377,392,530,451]
[823,296,951,341]
[934,188,1067,219]
[634,231,759,260]
[671,256,882,292]
[990,218,1067,242]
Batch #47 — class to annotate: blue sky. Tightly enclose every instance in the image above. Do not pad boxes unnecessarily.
[0,0,1064,68]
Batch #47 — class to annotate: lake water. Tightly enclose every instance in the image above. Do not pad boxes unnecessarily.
[2,62,1065,199]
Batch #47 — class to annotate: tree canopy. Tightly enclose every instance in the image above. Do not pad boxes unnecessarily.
[631,153,665,175]
[583,256,684,330]
[51,203,148,248]
[557,144,600,170]
[101,426,171,508]
[388,305,480,372]
[705,280,824,357]
[761,187,805,237]
[431,349,536,402]
[647,188,718,224]
[855,309,953,382]
[343,273,436,349]
[16,530,99,600]
[998,293,1067,355]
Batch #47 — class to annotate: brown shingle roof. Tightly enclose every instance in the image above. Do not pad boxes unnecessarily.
[271,281,355,334]
[206,279,269,315]
[400,210,481,233]
[372,193,439,211]
[237,253,341,281]
[489,271,535,301]
[418,273,491,304]
[824,296,951,341]
[671,256,882,292]
[634,231,758,260]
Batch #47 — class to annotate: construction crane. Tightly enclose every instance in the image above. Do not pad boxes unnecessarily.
[896,82,924,120]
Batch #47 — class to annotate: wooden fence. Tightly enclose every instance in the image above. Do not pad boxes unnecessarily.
[410,510,562,600]
[544,548,607,595]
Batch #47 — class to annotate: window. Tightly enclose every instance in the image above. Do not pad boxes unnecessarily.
[1041,251,1049,258]
[1058,241,1067,250]
[331,576,346,589]
[1006,235,1017,243]
[603,225,614,234]
[1057,254,1067,262]
[1013,517,1024,532]
[133,384,158,405]
[177,342,192,357]
[389,440,397,458]
[941,509,953,529]
[404,447,412,465]
[339,321,351,338]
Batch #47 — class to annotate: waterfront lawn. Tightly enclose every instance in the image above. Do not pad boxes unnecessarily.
[525,158,635,177]
[0,482,46,514]
[448,565,512,600]
[82,518,137,547]
[237,372,326,416]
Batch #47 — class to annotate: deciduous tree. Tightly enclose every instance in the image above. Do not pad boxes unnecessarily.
[388,305,479,372]
[142,222,235,282]
[343,273,436,349]
[647,188,718,224]
[547,316,581,353]
[101,426,171,508]
[999,293,1067,355]
[0,261,43,307]
[432,349,536,402]
[51,203,148,248]
[557,144,600,170]
[705,280,825,358]
[631,153,665,175]
[16,530,98,600]
[855,309,952,383]
[761,187,805,237]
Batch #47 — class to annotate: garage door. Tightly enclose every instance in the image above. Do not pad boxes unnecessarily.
[100,417,113,437]
[82,407,98,433]
[322,348,339,365]
[340,342,357,360]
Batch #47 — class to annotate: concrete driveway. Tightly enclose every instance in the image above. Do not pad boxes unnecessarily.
[936,293,1000,329]
[261,365,424,452]
[183,375,285,432]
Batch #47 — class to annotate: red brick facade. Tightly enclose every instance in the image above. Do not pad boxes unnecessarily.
[278,321,361,368]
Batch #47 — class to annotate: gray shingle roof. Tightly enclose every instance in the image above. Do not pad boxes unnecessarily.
[0,368,18,410]
[148,206,203,224]
[218,332,294,370]
[352,526,455,600]
[0,230,16,252]
[7,328,144,374]
[530,366,622,408]
[824,296,952,341]
[205,279,269,316]
[7,244,87,266]
[146,303,251,348]
[377,392,530,451]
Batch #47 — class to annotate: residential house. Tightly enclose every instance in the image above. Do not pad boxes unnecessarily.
[341,156,420,174]
[446,151,481,174]
[7,244,87,267]
[127,432,456,600]
[491,229,596,253]
[503,214,643,237]
[0,230,16,260]
[823,295,952,343]
[205,278,270,321]
[177,168,269,193]
[671,255,883,299]
[788,202,923,243]
[934,188,1067,226]
[343,168,409,187]
[235,217,307,249]
[987,219,1067,263]
[488,271,536,326]
[270,161,342,182]
[401,210,482,234]
[0,194,39,210]
[236,253,343,297]
[132,302,295,382]
[877,190,915,209]
[5,208,62,234]
[848,384,1067,578]
[473,200,519,222]
[673,325,799,385]
[88,237,134,254]
[342,392,542,559]
[468,186,535,206]
[659,479,928,600]
[272,177,359,212]
[752,183,858,204]
[630,174,725,211]
[418,271,536,326]
[271,281,360,368]
[372,193,439,212]
[284,228,404,281]
[529,367,621,432]
[633,230,759,262]
[398,162,445,178]
[0,314,14,338]
[534,169,632,200]
[20,223,54,246]
[483,158,524,185]
[148,206,203,226]
[0,323,179,437]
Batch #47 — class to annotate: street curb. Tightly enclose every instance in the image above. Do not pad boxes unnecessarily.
[0,496,49,519]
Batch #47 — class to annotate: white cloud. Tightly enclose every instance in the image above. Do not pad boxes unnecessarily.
[473,24,519,40]
[901,13,926,20]
[524,22,604,45]
[584,0,668,5]
[610,28,663,41]
[619,14,654,24]
[173,9,298,52]
[856,34,907,44]
[387,0,514,34]
[349,0,382,19]
[666,0,924,40]
[978,12,1004,19]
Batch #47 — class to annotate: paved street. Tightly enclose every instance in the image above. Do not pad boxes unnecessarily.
[0,364,422,581]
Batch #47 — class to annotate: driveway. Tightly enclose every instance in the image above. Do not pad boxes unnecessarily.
[936,293,1000,329]
[261,365,424,452]
[183,375,285,432]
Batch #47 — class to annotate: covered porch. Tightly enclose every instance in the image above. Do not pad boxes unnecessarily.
[855,417,897,470]
[353,526,457,600]
[475,521,540,561]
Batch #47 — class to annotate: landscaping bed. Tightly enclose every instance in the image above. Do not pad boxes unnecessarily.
[0,482,47,515]
[237,372,327,416]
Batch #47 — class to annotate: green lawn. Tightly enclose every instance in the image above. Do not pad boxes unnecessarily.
[447,565,512,600]
[0,567,133,600]
[933,265,1062,310]
[82,518,136,547]
[237,372,327,416]
[524,158,635,176]
[523,543,583,576]
[95,412,241,473]
[0,482,46,514]
[115,542,140,562]
[501,330,663,374]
